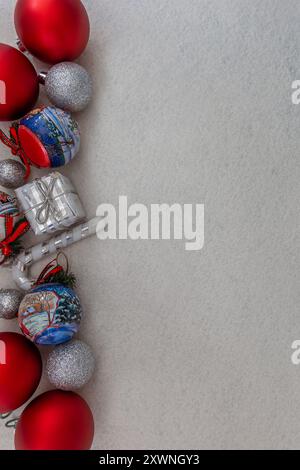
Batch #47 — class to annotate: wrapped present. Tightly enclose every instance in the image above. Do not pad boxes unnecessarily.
[15,172,85,235]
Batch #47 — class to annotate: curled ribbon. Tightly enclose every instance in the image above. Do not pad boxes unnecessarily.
[0,126,31,179]
[0,217,30,264]
[34,259,64,286]
[35,177,62,225]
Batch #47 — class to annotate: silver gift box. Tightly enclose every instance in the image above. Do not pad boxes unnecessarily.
[15,172,86,235]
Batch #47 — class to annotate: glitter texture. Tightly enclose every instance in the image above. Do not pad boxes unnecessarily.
[46,340,95,390]
[0,289,24,319]
[45,62,92,113]
[0,160,26,189]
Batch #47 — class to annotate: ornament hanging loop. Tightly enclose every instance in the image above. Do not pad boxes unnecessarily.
[34,251,69,287]
[1,412,19,429]
[16,38,26,53]
[5,418,19,429]
[56,251,69,274]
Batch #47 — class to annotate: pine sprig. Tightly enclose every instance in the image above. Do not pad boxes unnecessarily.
[46,270,77,289]
[9,239,23,256]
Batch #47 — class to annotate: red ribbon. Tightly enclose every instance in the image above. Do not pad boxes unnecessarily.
[0,218,30,263]
[35,259,64,286]
[0,126,31,179]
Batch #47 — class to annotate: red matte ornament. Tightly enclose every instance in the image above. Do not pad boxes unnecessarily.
[14,0,90,64]
[0,332,42,413]
[0,44,39,121]
[15,390,95,450]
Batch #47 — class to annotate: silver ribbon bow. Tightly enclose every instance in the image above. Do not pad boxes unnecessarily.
[35,178,62,225]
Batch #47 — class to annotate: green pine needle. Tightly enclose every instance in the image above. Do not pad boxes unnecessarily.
[46,270,77,289]
[9,239,23,256]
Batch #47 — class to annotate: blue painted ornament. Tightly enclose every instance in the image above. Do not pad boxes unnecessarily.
[0,190,19,245]
[0,106,80,177]
[17,106,80,168]
[0,191,19,218]
[18,283,82,346]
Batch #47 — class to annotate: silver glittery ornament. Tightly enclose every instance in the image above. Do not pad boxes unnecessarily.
[0,289,24,320]
[0,160,26,189]
[43,62,93,113]
[46,340,95,390]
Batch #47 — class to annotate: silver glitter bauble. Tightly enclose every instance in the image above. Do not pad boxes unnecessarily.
[0,289,24,320]
[44,62,93,113]
[46,340,95,390]
[0,160,26,189]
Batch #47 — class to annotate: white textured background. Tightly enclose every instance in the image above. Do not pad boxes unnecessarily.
[0,0,300,450]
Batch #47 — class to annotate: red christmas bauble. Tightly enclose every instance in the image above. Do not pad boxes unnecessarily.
[15,390,94,450]
[0,44,39,121]
[14,0,90,64]
[0,332,42,413]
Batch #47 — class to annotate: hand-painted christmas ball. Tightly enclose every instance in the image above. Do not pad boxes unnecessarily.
[18,283,82,345]
[0,191,19,240]
[0,191,19,217]
[14,106,80,169]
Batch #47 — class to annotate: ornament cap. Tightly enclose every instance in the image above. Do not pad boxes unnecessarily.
[38,71,47,85]
[16,38,26,53]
